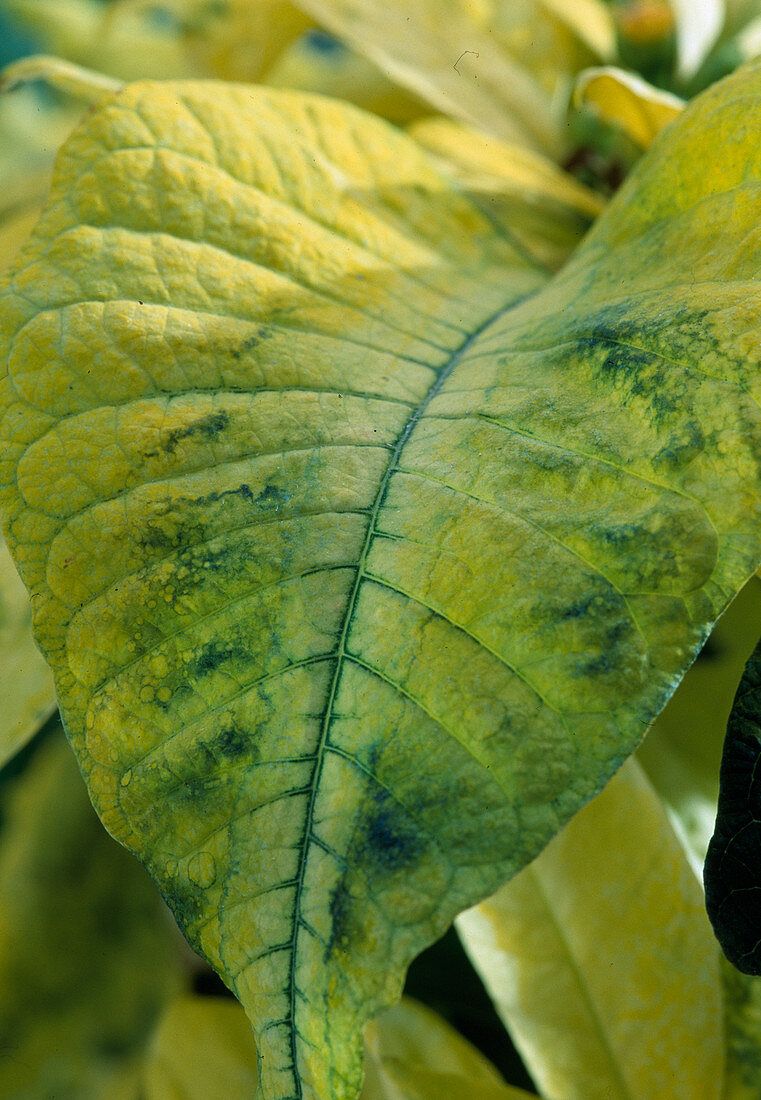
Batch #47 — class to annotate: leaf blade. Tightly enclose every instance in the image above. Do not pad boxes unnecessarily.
[4,64,761,1098]
[456,760,724,1099]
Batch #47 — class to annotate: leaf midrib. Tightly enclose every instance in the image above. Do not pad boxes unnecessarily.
[284,300,523,1093]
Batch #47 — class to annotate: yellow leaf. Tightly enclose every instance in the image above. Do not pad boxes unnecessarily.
[0,533,56,766]
[265,29,428,124]
[574,66,684,148]
[0,55,124,103]
[0,196,45,276]
[142,996,259,1098]
[0,727,187,1098]
[538,0,617,60]
[4,61,761,1098]
[637,575,761,866]
[410,115,603,270]
[1,0,194,81]
[168,0,314,83]
[291,0,566,154]
[456,759,724,1099]
[362,997,535,1100]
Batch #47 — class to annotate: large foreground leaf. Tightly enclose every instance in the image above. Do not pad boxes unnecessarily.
[3,63,761,1098]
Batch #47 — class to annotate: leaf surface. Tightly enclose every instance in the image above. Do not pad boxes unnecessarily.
[637,575,761,866]
[142,995,260,1098]
[456,759,724,1099]
[291,0,566,153]
[574,66,684,148]
[409,116,603,270]
[720,959,761,1099]
[0,727,186,1097]
[0,533,55,765]
[362,997,535,1100]
[4,65,761,1098]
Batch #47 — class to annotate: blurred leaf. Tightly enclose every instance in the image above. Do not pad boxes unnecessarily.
[0,534,55,767]
[142,996,259,1098]
[0,53,124,100]
[574,66,684,148]
[0,727,188,1097]
[265,29,427,123]
[456,759,723,1099]
[291,0,567,153]
[538,0,617,59]
[0,82,81,206]
[1,0,193,80]
[410,115,603,270]
[637,575,761,867]
[0,194,45,276]
[669,0,725,80]
[721,959,761,1099]
[362,997,536,1100]
[166,0,313,83]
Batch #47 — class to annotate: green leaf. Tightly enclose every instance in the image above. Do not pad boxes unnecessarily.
[0,726,187,1097]
[705,628,761,973]
[3,62,761,1097]
[456,759,723,1099]
[0,533,56,765]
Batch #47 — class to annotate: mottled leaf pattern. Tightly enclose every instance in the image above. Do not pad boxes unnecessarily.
[4,61,761,1098]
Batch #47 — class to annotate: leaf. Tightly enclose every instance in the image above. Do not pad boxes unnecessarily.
[0,196,45,275]
[0,533,56,766]
[456,759,724,1100]
[538,0,617,60]
[266,30,427,124]
[704,629,761,974]
[574,66,684,149]
[139,992,534,1100]
[3,63,761,1098]
[0,726,187,1097]
[142,996,259,1098]
[409,115,603,269]
[362,997,535,1100]
[291,0,565,153]
[637,574,761,866]
[166,0,314,84]
[669,0,726,80]
[720,959,761,1099]
[1,0,193,81]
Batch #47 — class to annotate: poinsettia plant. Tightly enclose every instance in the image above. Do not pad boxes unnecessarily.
[4,2,761,1098]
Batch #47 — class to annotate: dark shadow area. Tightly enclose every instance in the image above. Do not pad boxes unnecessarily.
[404,925,538,1093]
